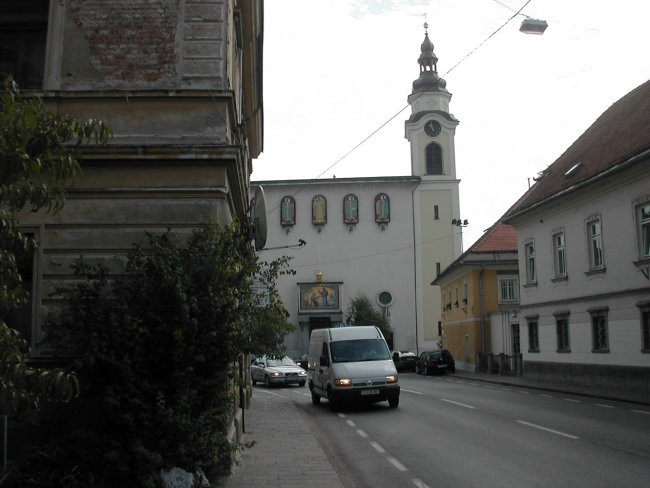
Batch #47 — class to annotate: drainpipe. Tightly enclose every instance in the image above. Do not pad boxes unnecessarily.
[478,269,485,354]
[411,180,421,354]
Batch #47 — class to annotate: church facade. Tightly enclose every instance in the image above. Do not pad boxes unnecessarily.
[253,30,463,358]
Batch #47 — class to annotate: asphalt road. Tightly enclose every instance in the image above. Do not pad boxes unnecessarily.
[261,372,650,488]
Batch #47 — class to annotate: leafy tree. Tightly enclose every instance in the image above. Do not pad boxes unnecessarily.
[345,294,391,338]
[9,221,295,487]
[0,77,110,422]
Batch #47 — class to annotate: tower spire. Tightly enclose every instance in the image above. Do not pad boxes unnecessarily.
[412,23,447,94]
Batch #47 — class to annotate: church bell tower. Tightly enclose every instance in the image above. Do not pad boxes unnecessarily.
[406,24,463,352]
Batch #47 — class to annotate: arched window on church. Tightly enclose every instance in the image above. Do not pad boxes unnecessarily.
[426,143,443,175]
[343,194,359,224]
[280,195,296,226]
[312,195,327,225]
[375,193,390,224]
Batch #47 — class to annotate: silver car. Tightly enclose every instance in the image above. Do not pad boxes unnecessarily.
[251,356,307,388]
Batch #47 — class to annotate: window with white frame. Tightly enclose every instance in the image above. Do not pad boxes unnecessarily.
[552,230,567,278]
[527,317,539,352]
[589,307,609,352]
[587,217,604,270]
[525,240,536,283]
[498,275,519,303]
[637,201,650,260]
[554,311,570,352]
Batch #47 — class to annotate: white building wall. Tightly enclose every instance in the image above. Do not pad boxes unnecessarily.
[255,179,419,359]
[516,169,650,369]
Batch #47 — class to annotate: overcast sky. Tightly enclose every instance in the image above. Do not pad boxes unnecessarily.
[252,0,650,247]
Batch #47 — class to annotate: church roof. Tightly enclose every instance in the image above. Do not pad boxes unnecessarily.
[505,80,650,221]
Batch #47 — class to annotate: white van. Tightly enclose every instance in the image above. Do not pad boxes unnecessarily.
[308,326,400,410]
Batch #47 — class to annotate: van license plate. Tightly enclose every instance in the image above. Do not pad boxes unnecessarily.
[361,389,380,396]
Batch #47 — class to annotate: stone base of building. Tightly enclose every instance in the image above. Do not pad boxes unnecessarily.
[523,360,650,389]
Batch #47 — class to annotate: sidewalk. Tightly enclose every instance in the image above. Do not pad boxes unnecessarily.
[215,372,649,487]
[214,390,346,488]
[451,370,650,406]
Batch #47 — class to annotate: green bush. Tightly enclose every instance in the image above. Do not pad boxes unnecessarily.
[6,221,294,487]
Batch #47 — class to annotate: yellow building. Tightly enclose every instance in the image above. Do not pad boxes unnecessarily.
[432,222,519,371]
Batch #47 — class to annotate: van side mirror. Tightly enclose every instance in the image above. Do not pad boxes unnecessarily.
[392,352,399,361]
[319,355,330,367]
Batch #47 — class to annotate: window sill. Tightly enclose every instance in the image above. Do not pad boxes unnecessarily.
[556,349,571,353]
[591,349,610,353]
[523,282,538,289]
[585,267,606,277]
[551,276,568,283]
[642,349,650,354]
[528,349,540,353]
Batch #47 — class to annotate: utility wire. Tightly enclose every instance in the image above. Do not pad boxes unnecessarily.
[262,0,533,217]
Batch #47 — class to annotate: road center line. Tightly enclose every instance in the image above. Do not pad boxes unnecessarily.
[356,429,368,438]
[346,420,356,427]
[401,388,423,395]
[517,420,580,439]
[370,441,385,453]
[632,409,650,415]
[387,456,408,472]
[412,479,432,488]
[564,398,581,403]
[594,403,614,408]
[441,398,476,409]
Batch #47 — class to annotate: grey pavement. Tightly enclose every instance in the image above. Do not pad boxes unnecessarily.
[215,371,650,487]
[215,389,345,488]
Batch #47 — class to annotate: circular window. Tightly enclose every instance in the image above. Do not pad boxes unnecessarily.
[377,291,393,307]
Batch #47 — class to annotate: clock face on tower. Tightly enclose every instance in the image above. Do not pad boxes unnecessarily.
[424,120,441,137]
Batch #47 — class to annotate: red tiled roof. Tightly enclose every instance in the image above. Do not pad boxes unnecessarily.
[469,222,518,253]
[505,80,650,218]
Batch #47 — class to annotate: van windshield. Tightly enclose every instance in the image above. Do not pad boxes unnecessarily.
[330,339,391,363]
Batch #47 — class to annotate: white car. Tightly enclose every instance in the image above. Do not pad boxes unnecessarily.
[251,356,307,388]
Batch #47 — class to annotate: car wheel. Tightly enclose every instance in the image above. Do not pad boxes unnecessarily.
[423,365,429,376]
[328,389,338,412]
[264,375,271,388]
[299,381,306,387]
[388,396,399,408]
[251,376,257,386]
[415,365,420,375]
[311,390,321,405]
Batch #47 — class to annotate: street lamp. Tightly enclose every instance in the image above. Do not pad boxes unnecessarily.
[519,18,548,35]
[452,218,469,252]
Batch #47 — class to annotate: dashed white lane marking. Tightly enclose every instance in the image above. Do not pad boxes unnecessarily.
[539,394,553,398]
[564,398,581,403]
[346,420,356,427]
[501,387,511,391]
[518,390,530,394]
[370,441,385,453]
[401,388,423,395]
[412,479,431,488]
[337,413,347,418]
[441,398,476,409]
[387,457,408,472]
[632,409,650,415]
[517,420,580,439]
[356,429,368,438]
[594,403,614,409]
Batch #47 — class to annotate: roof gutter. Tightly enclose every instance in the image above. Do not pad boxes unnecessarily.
[504,147,650,224]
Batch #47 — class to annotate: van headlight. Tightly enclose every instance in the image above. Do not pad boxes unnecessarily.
[386,375,398,383]
[335,378,353,387]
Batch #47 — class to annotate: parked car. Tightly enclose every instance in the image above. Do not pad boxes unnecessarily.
[295,354,309,370]
[392,350,417,372]
[251,356,307,387]
[416,350,455,375]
